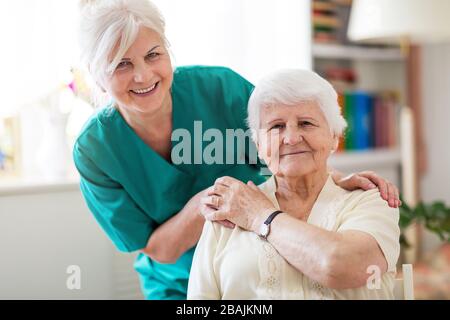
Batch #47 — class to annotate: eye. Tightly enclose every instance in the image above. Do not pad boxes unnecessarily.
[300,121,314,127]
[270,124,285,130]
[146,52,161,60]
[116,61,131,70]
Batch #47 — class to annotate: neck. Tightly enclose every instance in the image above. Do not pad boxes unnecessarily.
[119,94,173,138]
[275,170,329,203]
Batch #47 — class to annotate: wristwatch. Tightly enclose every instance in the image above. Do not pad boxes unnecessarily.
[258,210,283,240]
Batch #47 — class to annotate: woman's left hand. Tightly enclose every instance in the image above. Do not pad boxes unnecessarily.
[200,176,276,232]
[333,171,401,208]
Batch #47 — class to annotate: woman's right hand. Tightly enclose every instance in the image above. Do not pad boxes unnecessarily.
[196,186,235,229]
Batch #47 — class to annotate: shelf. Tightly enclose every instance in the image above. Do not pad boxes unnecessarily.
[328,148,401,170]
[312,43,405,61]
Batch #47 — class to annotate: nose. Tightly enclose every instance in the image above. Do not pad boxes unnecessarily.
[282,126,303,145]
[133,61,152,83]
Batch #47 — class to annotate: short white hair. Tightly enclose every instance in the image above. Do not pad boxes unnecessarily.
[247,69,347,142]
[78,0,168,106]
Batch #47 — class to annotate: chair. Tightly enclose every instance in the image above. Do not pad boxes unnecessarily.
[394,264,415,300]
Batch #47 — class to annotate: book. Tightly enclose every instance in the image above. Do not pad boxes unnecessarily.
[337,93,346,152]
[312,1,337,12]
[352,91,374,150]
[343,91,375,151]
[344,91,355,150]
[312,14,341,28]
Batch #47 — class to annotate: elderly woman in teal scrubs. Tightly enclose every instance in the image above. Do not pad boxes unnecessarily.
[74,0,401,300]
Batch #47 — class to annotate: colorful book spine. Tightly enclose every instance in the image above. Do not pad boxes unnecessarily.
[340,90,399,151]
[352,91,374,150]
[337,92,346,152]
[344,91,355,150]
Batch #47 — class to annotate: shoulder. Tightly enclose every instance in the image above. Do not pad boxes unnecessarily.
[335,186,399,223]
[343,187,393,209]
[73,106,119,161]
[316,177,399,221]
[174,65,254,88]
[333,185,400,274]
[75,106,117,144]
[174,65,246,79]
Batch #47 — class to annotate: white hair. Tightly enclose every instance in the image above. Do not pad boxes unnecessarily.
[78,0,168,107]
[247,69,347,142]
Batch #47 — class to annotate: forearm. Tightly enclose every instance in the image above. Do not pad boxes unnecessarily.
[266,213,384,289]
[266,214,341,285]
[142,201,205,264]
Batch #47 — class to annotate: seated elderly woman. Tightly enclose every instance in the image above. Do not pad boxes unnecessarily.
[187,69,400,300]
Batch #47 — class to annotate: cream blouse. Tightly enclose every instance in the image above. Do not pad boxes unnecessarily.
[187,175,400,300]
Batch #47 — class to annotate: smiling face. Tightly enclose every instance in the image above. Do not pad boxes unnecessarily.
[257,101,338,178]
[104,26,173,116]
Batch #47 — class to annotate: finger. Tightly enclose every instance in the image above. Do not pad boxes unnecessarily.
[356,176,377,191]
[387,183,399,208]
[379,182,388,201]
[358,172,388,199]
[205,186,215,196]
[208,184,228,196]
[365,175,387,200]
[215,176,236,187]
[201,195,222,209]
[216,220,235,229]
[391,184,400,208]
[386,183,395,208]
[205,210,227,222]
[200,204,217,219]
[247,180,259,191]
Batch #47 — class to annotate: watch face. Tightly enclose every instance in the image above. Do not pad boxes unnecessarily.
[259,224,269,238]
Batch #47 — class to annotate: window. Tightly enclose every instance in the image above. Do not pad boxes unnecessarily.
[0,0,80,117]
[152,0,312,84]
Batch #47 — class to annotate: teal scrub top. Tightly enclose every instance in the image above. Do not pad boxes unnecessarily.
[73,66,266,300]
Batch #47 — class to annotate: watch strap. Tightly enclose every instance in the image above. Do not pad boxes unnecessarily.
[264,210,283,225]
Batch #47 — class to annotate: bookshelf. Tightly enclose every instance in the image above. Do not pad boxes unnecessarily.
[329,148,401,170]
[312,0,406,185]
[329,148,401,187]
[312,43,404,61]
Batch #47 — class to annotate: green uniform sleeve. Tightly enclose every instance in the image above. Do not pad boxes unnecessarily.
[73,142,156,253]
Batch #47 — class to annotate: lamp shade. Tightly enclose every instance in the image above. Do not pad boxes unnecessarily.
[348,0,450,44]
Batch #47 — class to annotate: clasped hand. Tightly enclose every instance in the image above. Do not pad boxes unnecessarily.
[200,176,276,232]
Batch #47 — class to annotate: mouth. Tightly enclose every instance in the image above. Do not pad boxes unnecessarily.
[130,82,159,96]
[280,151,310,157]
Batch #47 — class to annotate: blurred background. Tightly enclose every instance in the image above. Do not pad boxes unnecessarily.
[0,0,449,299]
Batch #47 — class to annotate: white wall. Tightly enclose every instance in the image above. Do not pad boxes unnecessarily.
[420,44,450,253]
[152,0,312,84]
[0,0,80,117]
[0,187,142,299]
[421,44,450,204]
